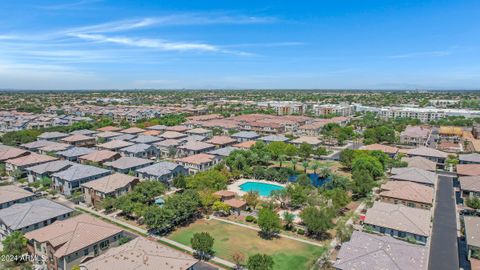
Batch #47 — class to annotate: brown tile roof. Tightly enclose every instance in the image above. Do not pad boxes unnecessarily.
[380,181,434,205]
[120,127,146,134]
[25,214,123,258]
[79,150,119,163]
[176,153,215,165]
[142,130,162,136]
[0,147,29,162]
[81,173,138,194]
[232,141,257,149]
[402,156,437,171]
[0,185,34,205]
[214,190,236,198]
[206,136,236,146]
[459,176,480,193]
[361,144,399,155]
[6,153,57,167]
[165,125,190,132]
[224,198,246,208]
[96,126,121,132]
[179,141,215,151]
[80,237,198,270]
[61,134,94,143]
[290,136,321,145]
[407,146,449,159]
[457,164,480,176]
[97,139,134,150]
[159,131,187,139]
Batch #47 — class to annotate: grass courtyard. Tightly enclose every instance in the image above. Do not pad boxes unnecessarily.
[168,219,326,270]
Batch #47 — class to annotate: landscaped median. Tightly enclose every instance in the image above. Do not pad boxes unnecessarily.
[168,218,327,270]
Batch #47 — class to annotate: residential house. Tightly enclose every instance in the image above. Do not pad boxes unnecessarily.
[146,124,167,131]
[460,153,480,164]
[56,147,95,162]
[186,127,213,137]
[52,164,111,196]
[457,164,480,177]
[363,201,431,245]
[37,142,72,155]
[333,231,427,270]
[405,146,448,168]
[390,167,437,186]
[96,125,122,132]
[224,198,247,215]
[120,127,145,134]
[214,190,236,201]
[438,141,463,153]
[136,161,187,185]
[259,134,289,143]
[208,146,239,158]
[401,156,437,171]
[177,141,216,157]
[0,199,73,240]
[129,135,163,144]
[78,150,121,165]
[95,131,122,142]
[176,153,218,174]
[97,139,134,152]
[378,181,434,209]
[231,131,260,142]
[360,143,399,158]
[464,216,480,261]
[0,146,29,162]
[79,237,201,270]
[154,139,182,158]
[81,173,139,208]
[21,140,59,152]
[104,156,153,174]
[0,185,35,209]
[25,160,74,183]
[399,126,431,146]
[232,140,257,149]
[119,143,159,158]
[37,132,69,141]
[5,153,57,178]
[165,125,190,133]
[206,136,237,148]
[290,136,322,147]
[439,126,463,143]
[111,133,137,141]
[69,129,97,136]
[459,176,480,200]
[142,130,162,136]
[25,214,125,270]
[60,134,95,147]
[159,131,188,140]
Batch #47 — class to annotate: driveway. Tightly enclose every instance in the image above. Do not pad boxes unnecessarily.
[428,175,459,270]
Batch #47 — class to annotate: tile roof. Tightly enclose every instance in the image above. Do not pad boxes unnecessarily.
[459,153,480,163]
[97,140,134,150]
[231,131,259,139]
[407,146,448,159]
[360,143,399,154]
[457,164,480,176]
[232,140,257,149]
[187,127,211,134]
[154,139,182,147]
[259,134,289,142]
[179,141,215,151]
[120,127,146,134]
[0,147,28,161]
[6,153,57,167]
[364,201,431,237]
[459,176,480,193]
[224,198,246,208]
[38,142,72,152]
[81,173,138,194]
[290,136,322,145]
[129,135,163,144]
[176,153,215,165]
[69,129,97,136]
[206,136,236,146]
[37,131,69,140]
[52,164,110,181]
[104,156,153,170]
[380,181,434,205]
[136,161,183,177]
[80,237,198,270]
[112,134,137,141]
[21,140,57,150]
[390,167,437,186]
[25,214,123,258]
[56,147,95,158]
[165,125,190,132]
[96,126,122,132]
[464,216,480,248]
[142,130,162,136]
[0,199,73,230]
[95,131,122,138]
[159,131,187,139]
[334,231,427,270]
[400,125,431,138]
[120,143,156,154]
[61,134,94,143]
[25,160,74,175]
[208,146,239,157]
[401,156,437,171]
[146,124,167,131]
[0,185,34,205]
[79,149,119,163]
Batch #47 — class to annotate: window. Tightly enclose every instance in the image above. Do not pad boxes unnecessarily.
[84,248,89,256]
[100,240,110,249]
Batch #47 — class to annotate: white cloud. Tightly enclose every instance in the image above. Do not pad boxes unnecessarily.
[389,51,451,59]
[39,0,103,10]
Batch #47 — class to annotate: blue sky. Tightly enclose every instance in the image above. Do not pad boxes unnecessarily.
[0,0,479,90]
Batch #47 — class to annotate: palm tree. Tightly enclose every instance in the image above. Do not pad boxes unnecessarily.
[291,159,298,171]
[319,166,332,178]
[278,154,287,168]
[302,161,309,173]
[310,161,320,174]
[282,211,295,230]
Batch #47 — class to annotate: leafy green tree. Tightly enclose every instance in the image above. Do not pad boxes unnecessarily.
[2,231,27,260]
[351,169,376,198]
[247,254,274,270]
[286,184,309,208]
[323,188,351,209]
[187,170,228,190]
[339,148,355,169]
[173,174,187,189]
[282,211,295,230]
[231,251,245,270]
[299,142,313,159]
[302,160,309,173]
[243,191,259,209]
[101,196,116,211]
[270,189,289,208]
[466,197,480,209]
[296,174,311,187]
[257,207,281,238]
[191,232,215,260]
[300,206,334,239]
[352,155,384,179]
[212,201,231,213]
[198,190,220,210]
[336,221,354,243]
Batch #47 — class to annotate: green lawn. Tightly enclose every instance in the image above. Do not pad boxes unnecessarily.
[168,219,326,270]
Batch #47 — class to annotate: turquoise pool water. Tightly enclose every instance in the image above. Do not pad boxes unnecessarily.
[239,181,284,196]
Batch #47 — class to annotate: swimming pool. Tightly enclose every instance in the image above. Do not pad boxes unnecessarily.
[239,181,285,196]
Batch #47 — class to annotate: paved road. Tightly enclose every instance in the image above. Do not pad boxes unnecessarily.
[429,175,459,270]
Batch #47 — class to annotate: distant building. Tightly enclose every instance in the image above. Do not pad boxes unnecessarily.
[52,164,111,196]
[400,126,431,146]
[0,185,35,209]
[379,181,434,210]
[257,101,307,115]
[312,103,354,117]
[104,157,153,174]
[81,173,139,208]
[176,153,219,174]
[136,162,187,186]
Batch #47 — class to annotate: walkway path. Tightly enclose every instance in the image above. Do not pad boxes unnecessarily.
[211,216,325,247]
[76,205,235,268]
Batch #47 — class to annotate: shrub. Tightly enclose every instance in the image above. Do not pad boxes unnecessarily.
[297,229,305,235]
[246,215,256,222]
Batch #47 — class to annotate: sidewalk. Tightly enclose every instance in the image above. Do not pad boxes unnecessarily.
[76,205,235,268]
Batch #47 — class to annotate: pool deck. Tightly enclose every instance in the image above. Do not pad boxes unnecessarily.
[228,178,286,197]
